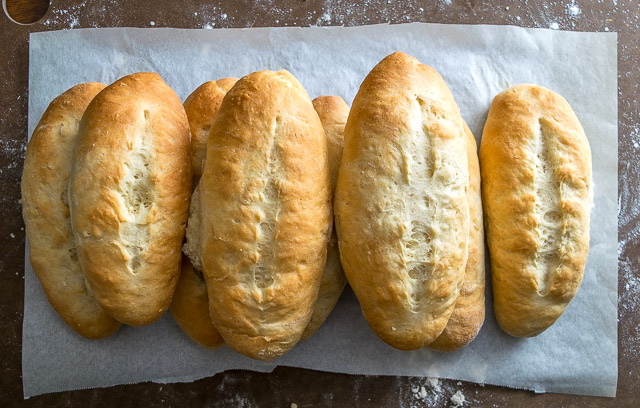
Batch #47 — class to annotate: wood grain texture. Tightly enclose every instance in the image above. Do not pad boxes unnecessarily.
[1,0,638,406]
[4,0,49,24]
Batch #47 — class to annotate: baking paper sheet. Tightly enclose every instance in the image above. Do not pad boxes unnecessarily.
[24,23,618,398]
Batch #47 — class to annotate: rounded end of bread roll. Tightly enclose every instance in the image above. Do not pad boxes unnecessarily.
[184,77,239,184]
[171,257,224,349]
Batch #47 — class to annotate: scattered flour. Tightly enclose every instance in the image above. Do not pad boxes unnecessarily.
[451,390,466,406]
[567,2,582,17]
[409,377,472,407]
[549,21,559,30]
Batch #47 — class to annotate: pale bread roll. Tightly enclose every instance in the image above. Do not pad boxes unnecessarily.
[21,83,121,339]
[201,70,332,361]
[69,73,192,326]
[172,79,237,348]
[480,84,592,337]
[334,52,470,350]
[301,95,350,340]
[427,123,485,351]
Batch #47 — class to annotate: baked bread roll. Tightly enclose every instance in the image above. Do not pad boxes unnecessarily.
[172,79,237,348]
[183,78,238,185]
[21,83,121,339]
[480,84,592,337]
[334,52,470,350]
[301,96,350,340]
[200,70,331,361]
[427,123,485,351]
[171,257,224,348]
[69,72,192,326]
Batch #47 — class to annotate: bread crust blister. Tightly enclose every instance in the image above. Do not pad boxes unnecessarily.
[69,72,192,327]
[201,70,332,361]
[335,52,470,350]
[480,84,592,337]
[22,82,122,339]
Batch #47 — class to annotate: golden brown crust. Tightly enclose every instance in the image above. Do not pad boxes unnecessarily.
[301,96,350,340]
[334,52,470,350]
[201,70,332,361]
[69,73,192,326]
[183,78,238,184]
[427,123,485,351]
[21,82,121,339]
[480,84,592,337]
[170,257,224,348]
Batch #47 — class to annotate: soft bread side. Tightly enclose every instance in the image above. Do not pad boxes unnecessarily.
[69,73,192,326]
[301,96,350,340]
[21,83,121,339]
[201,70,332,361]
[334,52,470,350]
[427,123,485,351]
[480,84,592,337]
[184,78,238,184]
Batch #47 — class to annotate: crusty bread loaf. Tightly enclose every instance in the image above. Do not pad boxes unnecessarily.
[480,84,592,337]
[172,79,237,348]
[301,96,350,340]
[21,83,121,339]
[334,52,470,350]
[427,123,485,351]
[183,78,238,185]
[69,72,192,326]
[201,70,332,361]
[171,257,224,348]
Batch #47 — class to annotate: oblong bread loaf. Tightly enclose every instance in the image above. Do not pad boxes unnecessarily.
[201,70,332,361]
[480,84,592,337]
[334,52,470,350]
[21,83,121,339]
[301,95,350,340]
[69,72,192,326]
[427,123,485,351]
[172,79,237,348]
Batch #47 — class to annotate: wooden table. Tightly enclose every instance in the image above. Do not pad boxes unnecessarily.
[1,1,638,406]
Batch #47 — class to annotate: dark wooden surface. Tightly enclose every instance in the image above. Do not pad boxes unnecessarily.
[1,1,638,406]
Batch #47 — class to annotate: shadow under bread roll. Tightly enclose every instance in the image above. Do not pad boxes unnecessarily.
[480,84,592,338]
[201,70,332,361]
[334,52,470,350]
[301,95,350,340]
[69,73,192,327]
[427,123,485,352]
[171,78,237,349]
[21,82,121,339]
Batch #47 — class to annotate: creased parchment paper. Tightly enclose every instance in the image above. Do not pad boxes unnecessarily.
[24,23,617,398]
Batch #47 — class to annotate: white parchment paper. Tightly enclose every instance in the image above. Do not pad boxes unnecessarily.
[24,23,618,398]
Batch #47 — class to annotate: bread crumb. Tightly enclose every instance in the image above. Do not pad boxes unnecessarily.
[10,233,15,238]
[451,390,466,406]
[291,404,297,408]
